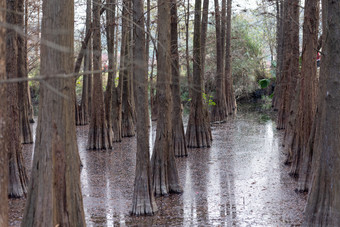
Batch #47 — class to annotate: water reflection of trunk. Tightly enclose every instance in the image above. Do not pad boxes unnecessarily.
[207,146,222,222]
[209,127,237,225]
[231,120,281,224]
[183,159,198,225]
[78,127,91,222]
[183,149,210,224]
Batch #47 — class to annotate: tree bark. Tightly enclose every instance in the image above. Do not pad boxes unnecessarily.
[146,0,150,66]
[131,0,157,215]
[75,4,107,126]
[18,0,33,144]
[224,0,236,115]
[0,1,8,224]
[170,0,187,157]
[25,0,34,124]
[110,0,123,143]
[221,0,226,67]
[121,0,136,137]
[148,0,157,122]
[6,0,28,198]
[211,0,227,122]
[185,0,191,99]
[200,0,209,80]
[186,0,212,148]
[285,0,319,180]
[21,0,86,225]
[87,0,113,149]
[75,0,92,126]
[272,0,284,111]
[104,0,116,143]
[276,0,299,130]
[151,0,182,196]
[150,48,157,121]
[298,0,325,192]
[303,1,340,224]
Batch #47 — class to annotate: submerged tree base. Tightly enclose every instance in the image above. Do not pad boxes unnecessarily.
[186,107,212,148]
[87,126,112,150]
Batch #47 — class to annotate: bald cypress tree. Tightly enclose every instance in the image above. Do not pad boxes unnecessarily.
[211,0,227,122]
[224,0,236,115]
[87,0,113,149]
[303,0,340,225]
[17,0,33,144]
[121,0,136,138]
[186,0,212,148]
[6,0,28,198]
[170,0,187,157]
[276,0,299,130]
[21,0,86,225]
[151,0,182,195]
[131,0,157,215]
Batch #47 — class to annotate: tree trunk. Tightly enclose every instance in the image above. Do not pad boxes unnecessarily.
[303,1,340,224]
[21,0,86,225]
[25,0,34,124]
[272,0,284,111]
[285,0,319,179]
[6,0,28,198]
[185,0,191,99]
[151,0,182,196]
[0,1,8,224]
[87,0,113,149]
[87,45,93,120]
[221,0,226,65]
[186,0,212,148]
[170,0,187,157]
[104,0,116,142]
[211,0,227,122]
[131,0,157,215]
[146,0,150,66]
[276,0,299,130]
[116,3,131,142]
[298,0,325,192]
[148,0,157,122]
[129,13,136,124]
[121,0,135,137]
[17,0,33,144]
[75,0,92,126]
[200,0,209,80]
[74,2,111,124]
[110,1,122,143]
[150,48,157,121]
[224,0,236,115]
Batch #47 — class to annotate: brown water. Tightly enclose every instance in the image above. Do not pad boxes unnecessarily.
[9,110,307,226]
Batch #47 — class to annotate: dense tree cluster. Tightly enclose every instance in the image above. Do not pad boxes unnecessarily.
[0,0,339,225]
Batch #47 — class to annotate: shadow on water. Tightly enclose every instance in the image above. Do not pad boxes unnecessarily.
[9,109,306,226]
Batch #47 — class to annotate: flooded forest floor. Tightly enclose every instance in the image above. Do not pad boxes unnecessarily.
[9,104,307,226]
